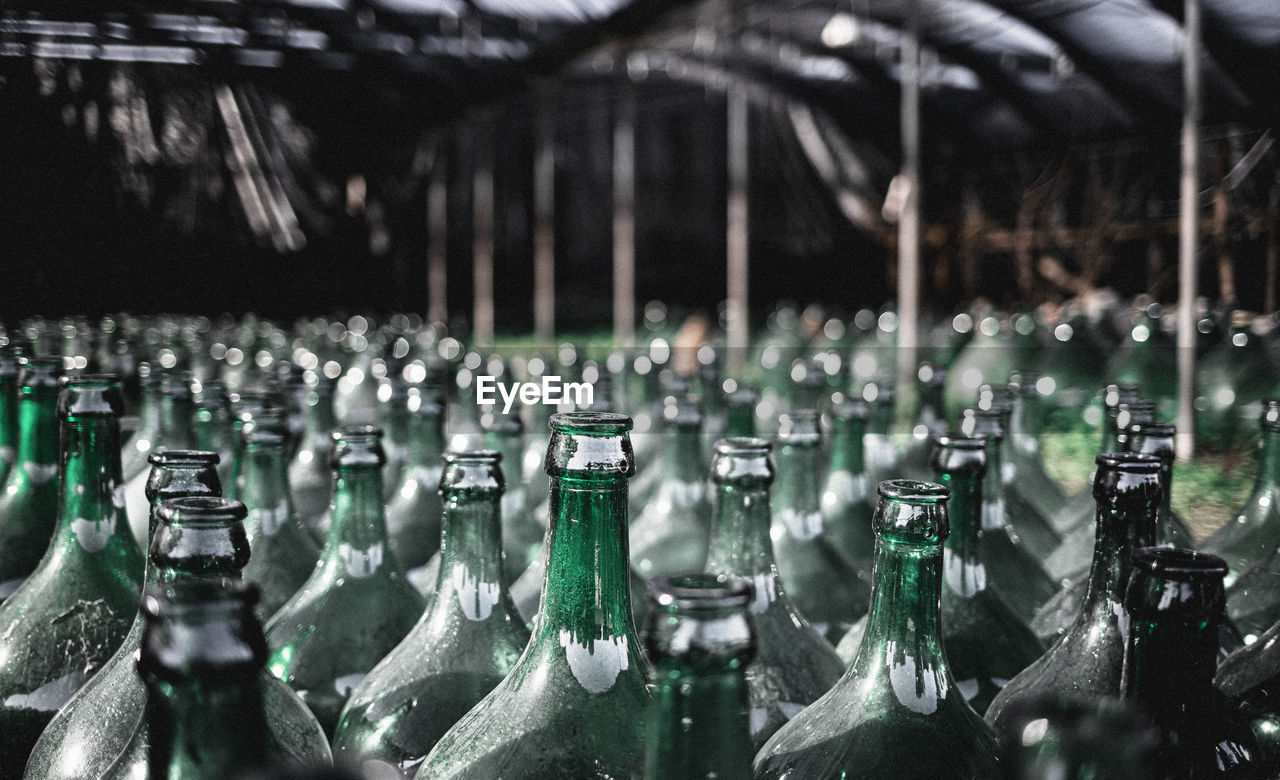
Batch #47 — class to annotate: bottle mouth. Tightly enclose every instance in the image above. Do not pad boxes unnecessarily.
[443,449,502,464]
[157,496,248,527]
[714,437,771,455]
[1131,546,1228,580]
[548,411,632,435]
[1095,451,1160,473]
[878,479,950,505]
[649,572,753,611]
[60,376,125,417]
[149,449,221,467]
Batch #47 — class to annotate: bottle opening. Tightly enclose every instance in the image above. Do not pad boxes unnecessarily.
[649,572,753,610]
[1131,546,1228,580]
[443,450,502,464]
[1094,452,1161,472]
[157,496,248,527]
[878,479,950,505]
[714,437,771,455]
[149,449,221,467]
[548,411,632,435]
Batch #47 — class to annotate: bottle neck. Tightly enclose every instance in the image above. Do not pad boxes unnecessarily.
[433,488,508,622]
[939,467,985,598]
[302,389,336,442]
[158,395,196,449]
[979,440,1007,530]
[665,425,704,481]
[1256,428,1280,489]
[55,416,139,562]
[706,482,780,606]
[241,442,291,536]
[325,465,393,575]
[147,674,270,777]
[1081,497,1156,618]
[726,401,755,437]
[645,664,753,780]
[828,422,866,475]
[136,385,161,436]
[16,390,60,470]
[407,409,445,467]
[852,536,947,678]
[1009,394,1041,457]
[775,438,821,515]
[1124,611,1218,719]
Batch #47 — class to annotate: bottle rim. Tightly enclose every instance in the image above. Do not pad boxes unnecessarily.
[932,433,986,451]
[548,411,632,435]
[157,496,248,527]
[1094,451,1160,472]
[714,436,771,455]
[649,572,753,611]
[149,449,221,466]
[442,449,502,464]
[878,479,950,505]
[1131,546,1228,579]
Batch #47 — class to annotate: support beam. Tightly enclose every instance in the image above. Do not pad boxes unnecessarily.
[613,88,636,350]
[533,100,556,347]
[896,0,923,417]
[473,123,495,348]
[1176,0,1202,461]
[725,88,749,372]
[427,155,447,325]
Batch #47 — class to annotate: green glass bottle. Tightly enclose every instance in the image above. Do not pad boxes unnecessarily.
[111,580,278,779]
[862,382,900,486]
[821,399,875,577]
[1203,400,1280,583]
[643,573,755,780]
[0,374,145,777]
[996,695,1160,780]
[986,453,1161,733]
[965,406,1062,560]
[386,385,446,584]
[725,383,758,438]
[1121,547,1263,778]
[754,480,1002,779]
[379,374,412,501]
[771,409,871,643]
[630,394,712,579]
[0,356,65,600]
[1047,384,1142,537]
[1216,618,1280,764]
[704,437,843,749]
[416,412,650,779]
[266,425,426,737]
[227,391,270,503]
[1128,421,1194,547]
[193,378,235,489]
[121,362,161,482]
[124,371,197,547]
[333,450,530,773]
[1005,371,1068,520]
[0,346,22,486]
[288,374,336,542]
[25,449,223,780]
[1105,307,1177,417]
[239,409,322,621]
[484,411,541,576]
[958,411,1057,624]
[930,434,1044,713]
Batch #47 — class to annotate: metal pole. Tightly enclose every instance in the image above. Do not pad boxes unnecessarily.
[427,155,448,325]
[726,89,749,372]
[1176,0,1201,461]
[534,100,556,347]
[473,122,495,348]
[896,0,922,415]
[613,87,637,349]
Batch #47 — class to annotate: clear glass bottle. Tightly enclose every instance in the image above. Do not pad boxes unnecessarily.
[333,451,529,773]
[265,425,426,737]
[386,384,446,585]
[986,453,1161,733]
[754,480,1001,779]
[704,437,843,750]
[0,356,65,600]
[642,573,754,780]
[0,375,144,775]
[821,399,875,577]
[416,412,650,779]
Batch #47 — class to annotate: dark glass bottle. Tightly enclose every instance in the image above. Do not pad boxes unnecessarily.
[1047,383,1141,537]
[821,399,875,577]
[1204,400,1280,584]
[386,385,446,584]
[333,451,529,773]
[965,406,1061,560]
[265,425,426,737]
[0,356,65,600]
[996,695,1160,780]
[1128,421,1194,547]
[754,480,1001,779]
[288,374,337,542]
[987,453,1161,733]
[24,450,224,780]
[0,375,145,777]
[704,437,843,750]
[124,371,197,547]
[1122,547,1263,778]
[630,394,712,579]
[1216,618,1280,764]
[960,410,1057,624]
[239,409,322,621]
[771,409,870,643]
[643,573,754,780]
[416,413,650,779]
[0,346,22,485]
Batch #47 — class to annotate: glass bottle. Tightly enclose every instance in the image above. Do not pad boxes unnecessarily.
[965,406,1061,560]
[754,480,1002,779]
[1005,371,1068,520]
[1121,547,1263,778]
[862,381,900,486]
[483,411,540,576]
[821,399,875,577]
[121,362,161,481]
[239,409,322,621]
[24,450,224,780]
[386,384,446,585]
[288,373,337,542]
[1203,400,1280,582]
[1128,421,1194,547]
[1047,383,1141,536]
[379,374,412,501]
[1216,618,1280,763]
[725,382,758,438]
[642,573,754,780]
[193,378,235,488]
[333,451,530,773]
[0,356,65,600]
[986,453,1161,733]
[227,391,270,502]
[959,410,1057,624]
[266,425,426,737]
[996,695,1160,780]
[930,434,1044,714]
[416,412,650,779]
[0,375,145,776]
[630,394,713,579]
[0,346,22,485]
[704,437,843,750]
[772,409,871,643]
[123,371,197,547]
